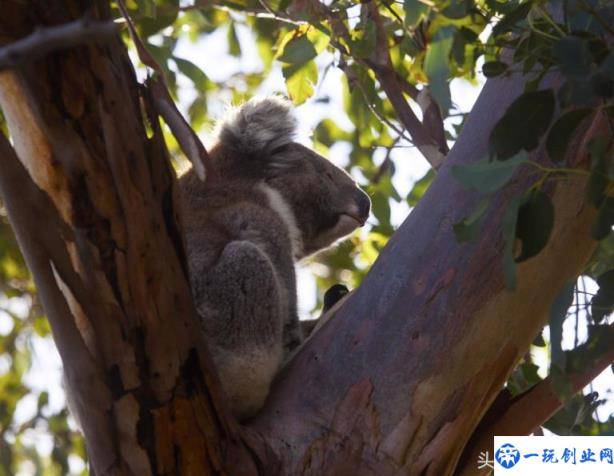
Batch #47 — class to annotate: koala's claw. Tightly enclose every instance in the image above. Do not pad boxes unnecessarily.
[322,284,349,313]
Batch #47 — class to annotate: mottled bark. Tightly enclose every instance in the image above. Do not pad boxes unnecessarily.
[0,1,607,476]
[0,1,249,474]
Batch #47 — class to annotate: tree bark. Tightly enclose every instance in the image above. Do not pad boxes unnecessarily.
[0,1,607,476]
[0,1,250,474]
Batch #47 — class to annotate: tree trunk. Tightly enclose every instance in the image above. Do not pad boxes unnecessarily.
[0,1,606,475]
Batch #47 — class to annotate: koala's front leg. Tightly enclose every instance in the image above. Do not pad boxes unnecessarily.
[193,240,284,420]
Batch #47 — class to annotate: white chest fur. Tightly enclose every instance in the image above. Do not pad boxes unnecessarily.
[258,183,303,260]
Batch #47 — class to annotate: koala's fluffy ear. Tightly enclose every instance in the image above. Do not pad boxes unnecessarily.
[216,96,298,157]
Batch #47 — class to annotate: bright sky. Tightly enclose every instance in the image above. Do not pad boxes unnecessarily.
[2,11,612,475]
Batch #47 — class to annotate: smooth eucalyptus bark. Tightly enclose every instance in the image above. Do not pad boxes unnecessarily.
[249,74,598,475]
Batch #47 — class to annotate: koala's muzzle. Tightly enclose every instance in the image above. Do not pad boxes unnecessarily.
[344,189,370,226]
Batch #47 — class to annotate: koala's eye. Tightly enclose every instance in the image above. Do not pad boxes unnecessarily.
[270,144,290,155]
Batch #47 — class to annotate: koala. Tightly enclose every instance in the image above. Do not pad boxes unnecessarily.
[178,97,370,420]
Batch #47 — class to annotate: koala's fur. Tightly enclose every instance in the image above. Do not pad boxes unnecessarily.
[178,97,370,420]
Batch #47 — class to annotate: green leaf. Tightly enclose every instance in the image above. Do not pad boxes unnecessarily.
[137,0,179,37]
[173,57,209,91]
[371,191,391,228]
[37,391,49,410]
[482,60,508,77]
[585,136,610,207]
[492,2,532,36]
[591,270,614,323]
[533,330,546,347]
[502,195,522,289]
[549,281,575,372]
[453,198,490,243]
[552,36,592,79]
[404,0,429,27]
[490,89,555,159]
[591,197,614,241]
[282,60,317,105]
[277,34,317,64]
[188,96,208,131]
[514,189,554,262]
[442,0,468,19]
[407,169,435,207]
[546,108,592,162]
[136,0,156,17]
[352,22,376,58]
[424,26,455,113]
[451,151,527,194]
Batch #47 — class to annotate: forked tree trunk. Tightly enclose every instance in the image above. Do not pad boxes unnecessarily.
[0,2,607,475]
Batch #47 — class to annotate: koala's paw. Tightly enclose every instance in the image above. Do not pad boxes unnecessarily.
[322,284,349,313]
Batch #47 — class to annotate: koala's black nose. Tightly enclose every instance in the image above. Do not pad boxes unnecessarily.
[355,189,371,223]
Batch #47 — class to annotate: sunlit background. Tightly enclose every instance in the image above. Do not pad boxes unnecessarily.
[0,2,612,474]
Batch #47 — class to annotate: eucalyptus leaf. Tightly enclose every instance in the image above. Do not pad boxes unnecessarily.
[552,36,592,79]
[451,151,527,194]
[546,108,592,162]
[591,270,614,323]
[404,0,429,27]
[277,34,317,64]
[282,60,318,104]
[591,197,614,241]
[492,2,532,36]
[453,198,490,243]
[585,136,610,207]
[490,89,555,159]
[514,190,554,262]
[482,60,508,78]
[502,195,522,289]
[424,26,455,113]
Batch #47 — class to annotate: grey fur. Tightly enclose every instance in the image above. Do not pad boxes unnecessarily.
[179,97,370,420]
[216,96,297,157]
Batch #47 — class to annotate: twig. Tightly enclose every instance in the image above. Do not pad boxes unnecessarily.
[362,1,446,168]
[0,17,117,70]
[116,0,213,183]
[373,134,403,184]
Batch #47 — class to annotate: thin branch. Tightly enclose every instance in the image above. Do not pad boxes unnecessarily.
[0,17,118,70]
[373,134,403,184]
[361,0,446,168]
[116,0,214,183]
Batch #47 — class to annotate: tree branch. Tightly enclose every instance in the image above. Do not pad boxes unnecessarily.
[0,17,117,70]
[116,0,214,183]
[0,132,121,473]
[362,0,447,168]
[458,327,614,476]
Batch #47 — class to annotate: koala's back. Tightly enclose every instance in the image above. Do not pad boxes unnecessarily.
[178,170,298,419]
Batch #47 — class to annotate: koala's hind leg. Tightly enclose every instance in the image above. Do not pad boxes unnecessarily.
[194,240,284,420]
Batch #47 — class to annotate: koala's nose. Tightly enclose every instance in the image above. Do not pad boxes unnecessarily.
[355,189,371,224]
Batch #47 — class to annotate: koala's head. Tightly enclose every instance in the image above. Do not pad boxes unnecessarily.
[212,96,370,259]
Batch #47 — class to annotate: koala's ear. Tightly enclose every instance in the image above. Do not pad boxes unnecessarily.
[216,96,298,158]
